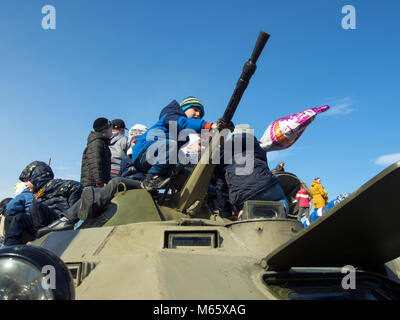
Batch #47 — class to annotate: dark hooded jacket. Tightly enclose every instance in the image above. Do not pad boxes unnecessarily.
[81,131,111,187]
[215,134,279,213]
[19,161,82,215]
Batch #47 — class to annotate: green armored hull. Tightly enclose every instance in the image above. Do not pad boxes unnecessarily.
[1,162,400,300]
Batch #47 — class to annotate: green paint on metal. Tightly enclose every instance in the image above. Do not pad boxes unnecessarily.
[104,189,162,227]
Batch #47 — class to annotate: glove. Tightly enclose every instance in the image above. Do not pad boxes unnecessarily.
[216,118,235,132]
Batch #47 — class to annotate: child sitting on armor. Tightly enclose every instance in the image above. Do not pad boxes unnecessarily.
[215,124,289,220]
[119,124,148,181]
[130,97,233,191]
[3,161,82,246]
[37,175,142,237]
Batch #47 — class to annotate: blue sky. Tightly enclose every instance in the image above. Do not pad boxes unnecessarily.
[1,0,399,205]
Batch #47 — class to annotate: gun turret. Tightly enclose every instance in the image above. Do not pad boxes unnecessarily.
[176,31,270,214]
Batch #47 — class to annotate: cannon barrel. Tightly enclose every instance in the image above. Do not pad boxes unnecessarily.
[176,31,271,213]
[222,31,270,121]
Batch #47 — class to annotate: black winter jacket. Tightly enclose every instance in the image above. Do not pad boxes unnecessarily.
[35,179,82,214]
[19,161,82,214]
[81,131,111,187]
[216,134,279,213]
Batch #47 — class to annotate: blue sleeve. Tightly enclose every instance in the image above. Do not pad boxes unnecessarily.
[177,117,206,133]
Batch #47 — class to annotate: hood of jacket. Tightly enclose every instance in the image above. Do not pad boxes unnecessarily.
[19,161,54,192]
[159,100,186,120]
[87,131,110,146]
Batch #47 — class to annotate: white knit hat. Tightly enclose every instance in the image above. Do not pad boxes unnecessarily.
[127,124,148,155]
[14,182,26,196]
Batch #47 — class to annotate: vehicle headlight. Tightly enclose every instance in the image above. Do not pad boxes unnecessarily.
[0,245,75,300]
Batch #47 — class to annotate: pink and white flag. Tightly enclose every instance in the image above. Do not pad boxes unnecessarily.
[260,105,330,152]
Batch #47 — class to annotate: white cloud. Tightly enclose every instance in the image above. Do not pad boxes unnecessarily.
[374,153,400,166]
[321,97,355,117]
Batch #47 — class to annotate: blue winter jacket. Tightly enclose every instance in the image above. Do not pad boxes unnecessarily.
[5,189,33,216]
[131,100,210,165]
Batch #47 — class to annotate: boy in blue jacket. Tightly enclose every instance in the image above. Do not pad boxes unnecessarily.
[131,97,233,191]
[2,187,34,239]
[6,188,33,217]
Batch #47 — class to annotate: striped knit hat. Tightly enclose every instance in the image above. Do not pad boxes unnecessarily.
[180,97,205,118]
[129,124,148,145]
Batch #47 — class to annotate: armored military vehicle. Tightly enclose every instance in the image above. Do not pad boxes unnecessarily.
[1,32,400,300]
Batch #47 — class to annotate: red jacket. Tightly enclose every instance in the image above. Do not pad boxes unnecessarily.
[295,188,312,208]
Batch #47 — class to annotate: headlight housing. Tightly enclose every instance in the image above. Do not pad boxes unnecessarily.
[0,245,75,300]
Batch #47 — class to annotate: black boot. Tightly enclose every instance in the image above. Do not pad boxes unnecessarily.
[78,187,95,221]
[36,217,75,238]
[141,174,170,191]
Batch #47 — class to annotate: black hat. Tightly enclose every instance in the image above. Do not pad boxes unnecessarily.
[0,198,12,216]
[112,119,126,129]
[93,118,112,133]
